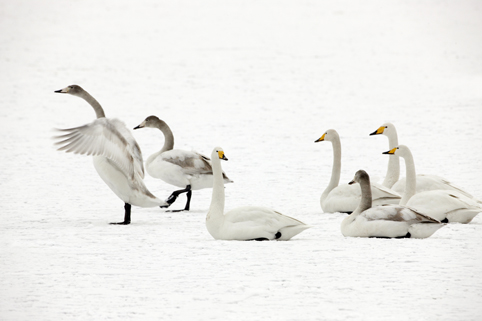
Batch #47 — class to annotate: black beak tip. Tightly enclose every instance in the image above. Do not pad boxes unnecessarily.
[369,131,377,136]
[54,89,62,93]
[382,151,389,155]
[133,126,140,130]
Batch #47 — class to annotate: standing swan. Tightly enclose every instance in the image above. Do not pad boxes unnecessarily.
[315,129,401,213]
[53,85,167,225]
[383,145,482,223]
[133,116,232,211]
[341,170,444,238]
[370,123,476,198]
[206,147,311,241]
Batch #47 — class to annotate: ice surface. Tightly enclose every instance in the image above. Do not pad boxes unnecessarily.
[1,0,481,320]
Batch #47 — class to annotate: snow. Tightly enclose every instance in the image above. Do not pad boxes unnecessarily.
[1,0,482,320]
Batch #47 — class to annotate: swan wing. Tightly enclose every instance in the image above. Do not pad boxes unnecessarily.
[54,118,145,181]
[361,205,439,224]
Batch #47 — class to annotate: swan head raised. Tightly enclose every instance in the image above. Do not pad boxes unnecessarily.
[349,169,370,185]
[314,129,339,143]
[212,147,228,161]
[54,84,84,96]
[370,122,396,136]
[133,115,163,130]
[382,145,411,158]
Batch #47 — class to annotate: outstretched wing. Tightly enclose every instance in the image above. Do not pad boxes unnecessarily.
[53,118,145,181]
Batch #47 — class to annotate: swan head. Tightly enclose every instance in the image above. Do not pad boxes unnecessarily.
[314,129,339,143]
[212,147,228,161]
[349,169,370,185]
[133,115,163,130]
[54,84,84,96]
[370,122,395,136]
[382,144,411,158]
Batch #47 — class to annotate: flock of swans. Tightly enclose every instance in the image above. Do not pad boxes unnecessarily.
[53,85,482,240]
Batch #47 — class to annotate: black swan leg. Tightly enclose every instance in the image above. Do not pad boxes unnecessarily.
[164,185,192,212]
[110,203,131,225]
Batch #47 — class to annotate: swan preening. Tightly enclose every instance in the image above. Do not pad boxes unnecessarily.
[205,147,311,241]
[53,85,167,225]
[370,123,477,199]
[133,115,233,211]
[384,145,481,223]
[341,170,444,238]
[315,129,401,213]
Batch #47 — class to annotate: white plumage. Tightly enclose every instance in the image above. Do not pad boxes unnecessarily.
[134,116,232,211]
[315,129,401,213]
[341,170,444,238]
[384,145,481,223]
[53,85,167,225]
[205,147,311,241]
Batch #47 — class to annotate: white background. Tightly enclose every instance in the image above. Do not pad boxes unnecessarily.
[1,1,481,320]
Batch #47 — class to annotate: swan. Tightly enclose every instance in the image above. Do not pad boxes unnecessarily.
[53,85,167,225]
[205,147,311,241]
[383,145,482,223]
[133,116,233,211]
[369,122,400,188]
[315,129,401,213]
[341,170,444,238]
[370,123,477,199]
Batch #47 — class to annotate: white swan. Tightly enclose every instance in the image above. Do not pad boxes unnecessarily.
[384,145,482,223]
[315,129,401,213]
[205,147,311,241]
[341,170,444,238]
[370,123,477,199]
[54,85,167,225]
[369,122,400,188]
[133,116,233,211]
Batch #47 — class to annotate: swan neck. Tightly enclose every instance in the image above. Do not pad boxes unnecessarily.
[383,132,400,188]
[355,177,372,214]
[79,90,105,119]
[321,138,342,202]
[207,155,225,223]
[154,119,174,152]
[400,149,417,205]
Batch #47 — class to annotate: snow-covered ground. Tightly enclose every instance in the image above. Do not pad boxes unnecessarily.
[1,0,482,320]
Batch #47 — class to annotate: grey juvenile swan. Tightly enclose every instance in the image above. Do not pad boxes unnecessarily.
[133,115,232,212]
[53,85,167,225]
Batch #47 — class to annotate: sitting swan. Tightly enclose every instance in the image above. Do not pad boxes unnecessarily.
[383,145,482,223]
[341,170,444,238]
[133,116,232,211]
[315,129,401,213]
[206,147,311,241]
[370,123,477,199]
[54,85,167,225]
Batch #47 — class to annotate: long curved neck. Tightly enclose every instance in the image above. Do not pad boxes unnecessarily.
[355,178,373,214]
[383,130,400,188]
[207,156,225,225]
[78,89,105,119]
[399,149,417,206]
[321,137,342,203]
[153,118,174,153]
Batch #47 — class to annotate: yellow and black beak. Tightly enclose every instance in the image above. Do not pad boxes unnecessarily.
[218,151,228,161]
[370,126,385,136]
[382,147,398,155]
[314,133,326,143]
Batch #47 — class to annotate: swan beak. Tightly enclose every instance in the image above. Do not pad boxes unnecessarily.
[218,151,228,161]
[382,147,398,155]
[54,86,70,94]
[348,179,355,185]
[314,133,326,143]
[133,122,145,130]
[370,126,385,136]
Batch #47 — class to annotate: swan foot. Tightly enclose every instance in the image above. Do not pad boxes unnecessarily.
[109,203,131,225]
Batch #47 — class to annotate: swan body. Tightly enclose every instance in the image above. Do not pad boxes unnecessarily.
[384,145,481,223]
[341,170,444,238]
[316,129,401,213]
[54,85,167,224]
[134,116,232,211]
[206,147,311,241]
[371,123,478,199]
